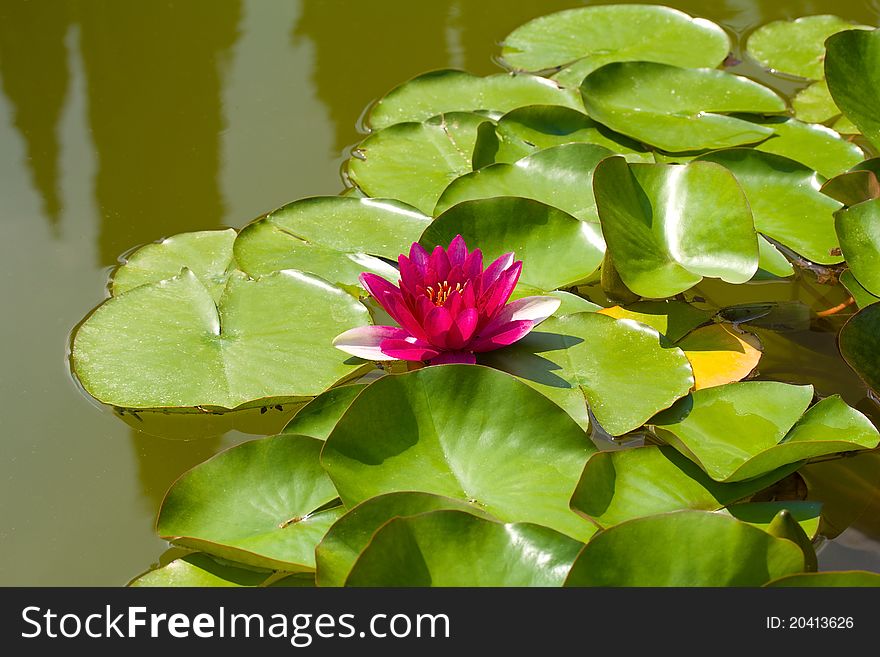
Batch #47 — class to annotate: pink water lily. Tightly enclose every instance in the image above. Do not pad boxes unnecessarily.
[333,235,560,365]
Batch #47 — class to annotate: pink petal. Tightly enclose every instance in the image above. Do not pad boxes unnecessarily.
[397,255,422,295]
[360,273,404,314]
[428,351,477,365]
[333,325,411,360]
[379,339,441,362]
[462,249,483,280]
[447,307,479,349]
[471,320,535,352]
[428,245,451,281]
[479,262,522,321]
[385,294,430,342]
[480,296,561,336]
[409,242,430,274]
[447,235,468,267]
[423,305,453,347]
[480,252,515,293]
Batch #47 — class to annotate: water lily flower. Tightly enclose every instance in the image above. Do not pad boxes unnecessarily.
[333,235,560,365]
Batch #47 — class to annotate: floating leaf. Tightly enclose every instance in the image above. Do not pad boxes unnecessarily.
[157,435,344,571]
[725,501,822,539]
[695,149,844,265]
[346,112,487,214]
[841,269,880,308]
[792,81,844,126]
[748,117,864,178]
[597,300,711,342]
[71,269,372,411]
[422,197,605,290]
[678,323,762,390]
[282,384,367,441]
[653,383,879,482]
[593,157,758,297]
[509,284,601,317]
[481,312,694,436]
[764,508,818,571]
[112,229,237,301]
[346,510,583,587]
[366,69,582,130]
[564,511,804,586]
[268,573,316,587]
[435,143,613,228]
[581,63,785,153]
[500,5,729,75]
[767,571,880,587]
[821,159,880,206]
[747,15,870,79]
[482,105,651,165]
[316,492,492,587]
[570,445,799,528]
[321,365,598,540]
[839,303,880,393]
[826,28,880,150]
[129,553,270,587]
[234,196,430,284]
[757,236,795,277]
[835,198,880,295]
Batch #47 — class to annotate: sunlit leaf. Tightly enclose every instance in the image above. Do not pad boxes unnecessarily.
[835,198,880,295]
[597,300,711,342]
[282,384,367,441]
[129,553,271,587]
[678,323,762,390]
[826,28,880,150]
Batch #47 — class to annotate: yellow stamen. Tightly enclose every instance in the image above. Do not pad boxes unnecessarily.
[425,280,464,306]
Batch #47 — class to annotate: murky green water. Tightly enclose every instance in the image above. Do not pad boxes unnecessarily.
[2,0,879,585]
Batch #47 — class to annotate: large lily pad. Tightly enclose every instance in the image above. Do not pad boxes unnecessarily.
[596,300,711,342]
[481,312,694,436]
[841,269,880,309]
[315,492,493,587]
[500,5,729,75]
[346,112,487,214]
[839,303,880,393]
[510,284,602,317]
[767,571,880,587]
[321,365,598,540]
[71,269,372,411]
[593,157,758,297]
[570,445,799,528]
[157,435,344,571]
[282,384,367,441]
[435,143,613,228]
[747,15,870,80]
[481,105,651,165]
[564,510,804,586]
[747,117,864,179]
[129,553,270,587]
[695,149,844,265]
[652,383,880,482]
[580,63,785,153]
[835,198,880,295]
[346,510,583,587]
[366,69,582,130]
[826,28,880,150]
[422,197,605,289]
[112,229,237,301]
[234,196,430,284]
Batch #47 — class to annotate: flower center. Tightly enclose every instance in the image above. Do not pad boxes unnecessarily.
[425,280,463,306]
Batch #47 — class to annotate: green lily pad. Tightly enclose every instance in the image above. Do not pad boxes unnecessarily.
[748,117,864,178]
[826,28,880,150]
[435,143,613,229]
[841,269,880,308]
[767,571,880,587]
[510,284,601,317]
[366,69,582,130]
[747,15,870,80]
[321,365,598,541]
[596,300,712,342]
[653,383,880,482]
[234,196,431,285]
[315,492,493,587]
[593,157,758,298]
[112,229,237,301]
[821,159,880,206]
[71,269,372,411]
[564,510,804,586]
[792,81,844,125]
[268,573,316,587]
[346,510,584,587]
[758,236,795,277]
[422,197,605,289]
[695,149,844,265]
[282,384,367,441]
[570,445,799,528]
[157,434,344,571]
[839,303,880,393]
[481,105,651,165]
[764,508,818,571]
[500,5,729,75]
[346,112,487,214]
[580,63,785,153]
[481,312,694,436]
[725,501,822,539]
[129,553,271,587]
[835,198,880,295]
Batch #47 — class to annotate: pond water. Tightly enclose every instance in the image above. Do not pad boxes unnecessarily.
[2,0,880,585]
